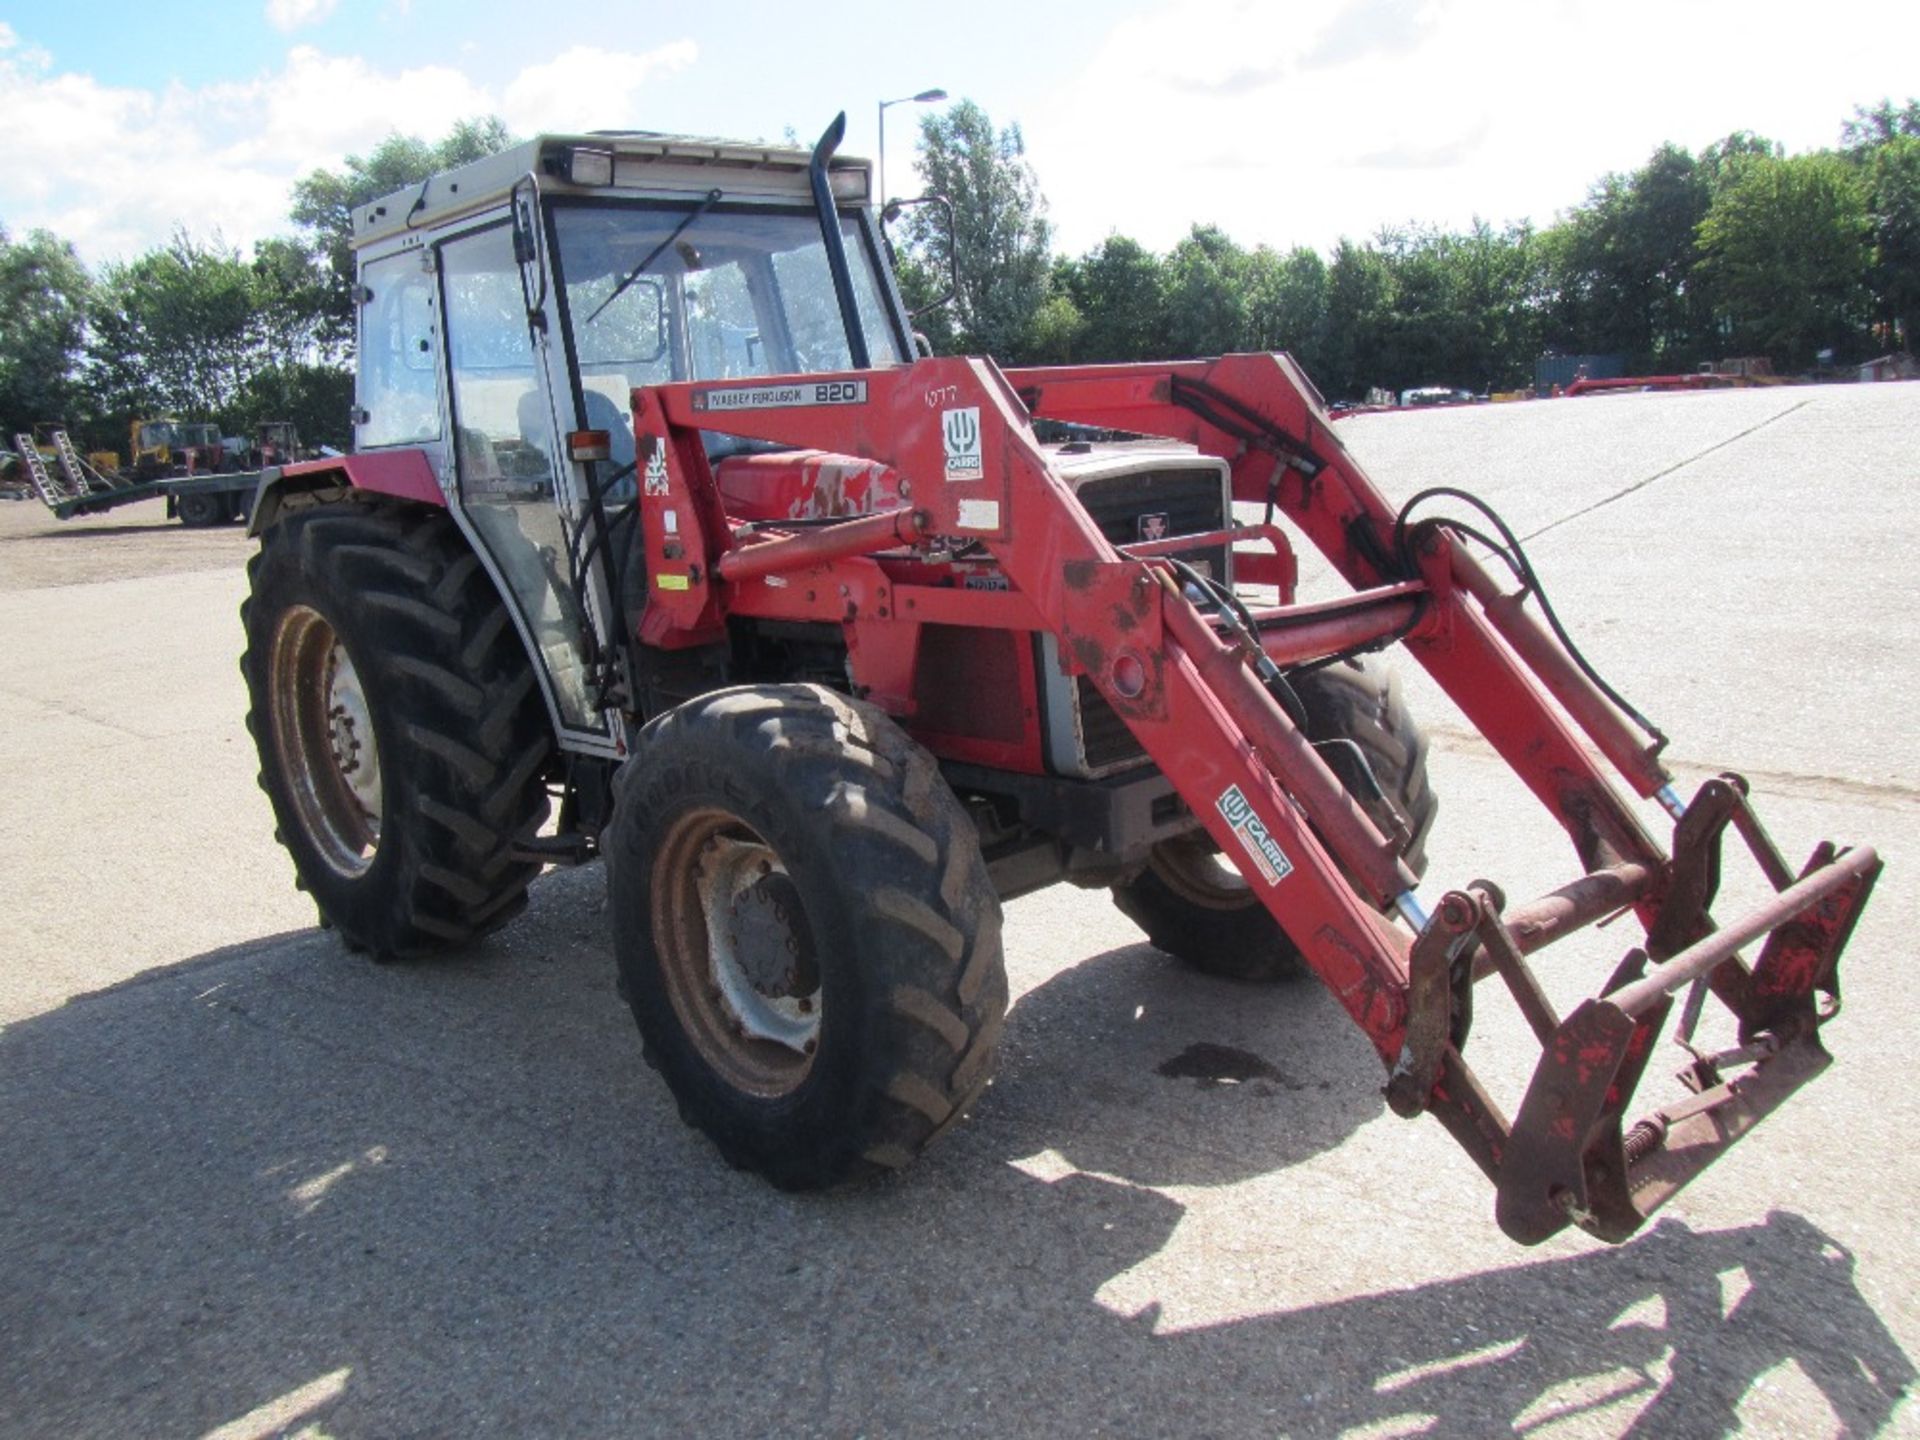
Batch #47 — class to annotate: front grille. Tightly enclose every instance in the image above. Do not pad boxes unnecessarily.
[1075,675,1143,772]
[1073,468,1229,578]
[1046,464,1230,777]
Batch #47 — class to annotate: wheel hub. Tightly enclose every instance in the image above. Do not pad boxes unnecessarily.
[324,643,382,819]
[726,872,820,999]
[693,834,821,1056]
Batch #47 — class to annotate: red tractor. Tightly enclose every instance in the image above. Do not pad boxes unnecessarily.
[242,118,1878,1241]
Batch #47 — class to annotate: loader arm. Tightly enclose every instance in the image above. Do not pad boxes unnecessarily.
[626,352,1880,1245]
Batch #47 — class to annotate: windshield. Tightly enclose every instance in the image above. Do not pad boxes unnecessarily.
[550,202,903,436]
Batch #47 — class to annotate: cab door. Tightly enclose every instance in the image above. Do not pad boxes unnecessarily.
[435,208,621,756]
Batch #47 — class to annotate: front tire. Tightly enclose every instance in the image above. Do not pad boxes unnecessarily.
[1114,655,1436,981]
[242,501,554,960]
[608,684,1007,1189]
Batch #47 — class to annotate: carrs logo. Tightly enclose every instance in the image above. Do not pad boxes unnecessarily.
[942,407,983,481]
[1138,512,1170,542]
[1216,784,1294,886]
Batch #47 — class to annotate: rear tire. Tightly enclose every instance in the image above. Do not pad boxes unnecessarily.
[1114,655,1436,981]
[608,684,1007,1189]
[242,502,554,960]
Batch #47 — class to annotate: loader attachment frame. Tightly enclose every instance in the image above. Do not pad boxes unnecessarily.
[624,351,1879,1244]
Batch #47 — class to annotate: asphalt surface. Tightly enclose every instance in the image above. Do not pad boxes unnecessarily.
[2,384,1915,1438]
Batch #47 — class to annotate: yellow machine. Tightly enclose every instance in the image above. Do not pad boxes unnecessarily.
[129,418,182,479]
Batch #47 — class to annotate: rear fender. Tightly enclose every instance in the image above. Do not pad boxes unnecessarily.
[246,449,444,537]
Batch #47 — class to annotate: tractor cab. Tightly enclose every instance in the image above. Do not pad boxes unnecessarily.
[350,128,912,754]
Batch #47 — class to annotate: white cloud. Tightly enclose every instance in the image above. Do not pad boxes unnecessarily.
[501,41,699,135]
[1024,0,1920,258]
[265,0,339,33]
[0,38,699,265]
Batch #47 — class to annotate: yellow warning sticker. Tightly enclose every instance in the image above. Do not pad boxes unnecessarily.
[655,574,691,591]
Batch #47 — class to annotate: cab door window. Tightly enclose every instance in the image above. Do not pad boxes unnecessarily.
[438,220,601,733]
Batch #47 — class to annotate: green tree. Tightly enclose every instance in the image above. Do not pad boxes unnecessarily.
[251,235,346,367]
[88,233,261,422]
[1023,292,1085,364]
[1697,131,1783,193]
[290,116,515,348]
[1061,235,1167,361]
[1865,135,1920,346]
[1248,246,1329,377]
[886,244,959,354]
[1161,224,1253,357]
[1442,221,1548,389]
[232,363,355,452]
[1695,151,1873,368]
[904,100,1052,358]
[85,230,347,444]
[1320,240,1393,398]
[0,225,92,433]
[1839,100,1920,348]
[1543,145,1712,369]
[1843,98,1920,153]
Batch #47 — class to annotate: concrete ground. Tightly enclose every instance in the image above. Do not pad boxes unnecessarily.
[1,383,1915,1438]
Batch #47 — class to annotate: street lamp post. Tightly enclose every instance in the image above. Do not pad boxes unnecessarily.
[877,88,947,210]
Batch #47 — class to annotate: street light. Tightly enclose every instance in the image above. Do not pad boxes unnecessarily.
[877,88,947,210]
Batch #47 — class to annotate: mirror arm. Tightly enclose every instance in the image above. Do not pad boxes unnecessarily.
[879,193,959,320]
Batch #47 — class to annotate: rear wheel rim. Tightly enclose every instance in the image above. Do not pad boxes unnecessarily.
[270,605,382,880]
[653,807,821,1098]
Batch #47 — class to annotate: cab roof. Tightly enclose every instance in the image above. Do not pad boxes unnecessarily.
[352,132,874,250]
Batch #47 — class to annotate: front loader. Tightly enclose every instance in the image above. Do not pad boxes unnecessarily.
[241,117,1878,1243]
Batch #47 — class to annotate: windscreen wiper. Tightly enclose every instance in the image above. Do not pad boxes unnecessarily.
[585,187,723,326]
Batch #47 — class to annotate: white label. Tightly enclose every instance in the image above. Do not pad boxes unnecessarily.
[943,407,984,481]
[1216,784,1294,886]
[691,379,868,412]
[643,445,669,496]
[662,509,678,534]
[956,498,1000,531]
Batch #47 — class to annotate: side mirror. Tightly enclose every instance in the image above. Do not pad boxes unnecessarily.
[880,193,959,321]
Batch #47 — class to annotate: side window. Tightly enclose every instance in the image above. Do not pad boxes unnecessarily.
[357,252,440,447]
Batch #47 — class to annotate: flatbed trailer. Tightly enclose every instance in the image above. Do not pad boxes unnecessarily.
[12,430,261,527]
[52,467,261,527]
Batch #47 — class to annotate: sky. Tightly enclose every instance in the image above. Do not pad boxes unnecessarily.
[3,0,1917,269]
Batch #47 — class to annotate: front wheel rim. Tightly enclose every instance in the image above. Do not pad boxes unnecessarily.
[270,605,383,879]
[652,807,822,1098]
[1150,831,1257,910]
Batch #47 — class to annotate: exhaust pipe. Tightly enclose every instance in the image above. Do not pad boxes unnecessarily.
[808,112,871,371]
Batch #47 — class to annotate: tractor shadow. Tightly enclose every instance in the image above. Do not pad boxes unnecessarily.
[983,937,1387,1188]
[0,875,1909,1436]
